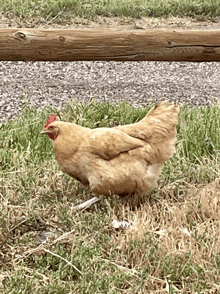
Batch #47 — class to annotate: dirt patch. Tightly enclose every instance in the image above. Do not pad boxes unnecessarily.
[1,13,220,30]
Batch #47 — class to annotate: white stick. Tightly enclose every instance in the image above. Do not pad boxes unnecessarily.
[71,197,100,211]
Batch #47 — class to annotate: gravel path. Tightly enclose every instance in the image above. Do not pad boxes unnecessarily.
[1,60,220,123]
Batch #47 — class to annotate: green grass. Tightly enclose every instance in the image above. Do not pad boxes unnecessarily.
[0,100,220,293]
[1,0,220,22]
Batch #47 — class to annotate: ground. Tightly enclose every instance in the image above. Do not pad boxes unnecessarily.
[1,13,220,30]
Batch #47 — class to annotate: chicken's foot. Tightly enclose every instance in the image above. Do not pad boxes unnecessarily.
[71,197,100,211]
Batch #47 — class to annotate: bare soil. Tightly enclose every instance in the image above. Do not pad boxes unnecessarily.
[1,13,220,30]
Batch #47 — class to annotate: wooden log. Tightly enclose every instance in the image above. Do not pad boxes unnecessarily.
[0,28,220,62]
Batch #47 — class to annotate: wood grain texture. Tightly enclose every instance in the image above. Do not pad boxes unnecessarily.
[0,28,220,61]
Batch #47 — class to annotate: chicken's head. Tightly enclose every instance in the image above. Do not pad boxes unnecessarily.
[41,114,59,140]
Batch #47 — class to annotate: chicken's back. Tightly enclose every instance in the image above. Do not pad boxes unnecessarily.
[115,101,179,163]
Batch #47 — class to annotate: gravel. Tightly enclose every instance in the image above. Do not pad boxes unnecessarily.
[0,60,220,123]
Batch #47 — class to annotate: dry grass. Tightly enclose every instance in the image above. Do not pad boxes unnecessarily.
[110,179,220,292]
[1,177,220,293]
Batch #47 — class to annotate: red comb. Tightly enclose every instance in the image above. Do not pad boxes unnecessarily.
[45,114,57,128]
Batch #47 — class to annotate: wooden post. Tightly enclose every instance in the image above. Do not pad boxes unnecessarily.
[0,28,220,62]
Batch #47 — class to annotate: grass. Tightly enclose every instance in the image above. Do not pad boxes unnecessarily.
[0,99,220,293]
[1,0,220,23]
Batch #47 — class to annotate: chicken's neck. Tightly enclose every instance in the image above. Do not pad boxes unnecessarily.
[53,123,88,163]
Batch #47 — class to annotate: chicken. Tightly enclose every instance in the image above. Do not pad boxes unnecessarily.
[41,101,179,206]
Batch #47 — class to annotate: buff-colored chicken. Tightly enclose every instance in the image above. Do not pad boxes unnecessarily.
[41,101,179,206]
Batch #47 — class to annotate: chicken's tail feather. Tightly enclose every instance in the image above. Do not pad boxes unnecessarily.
[140,101,179,141]
[141,101,179,125]
[117,101,179,143]
[116,101,179,163]
[143,101,179,162]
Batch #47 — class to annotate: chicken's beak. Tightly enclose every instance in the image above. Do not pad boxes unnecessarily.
[41,129,48,135]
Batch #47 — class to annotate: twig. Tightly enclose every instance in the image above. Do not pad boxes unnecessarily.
[42,248,82,275]
[15,243,82,275]
[49,228,77,246]
[15,266,49,282]
[101,258,138,277]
